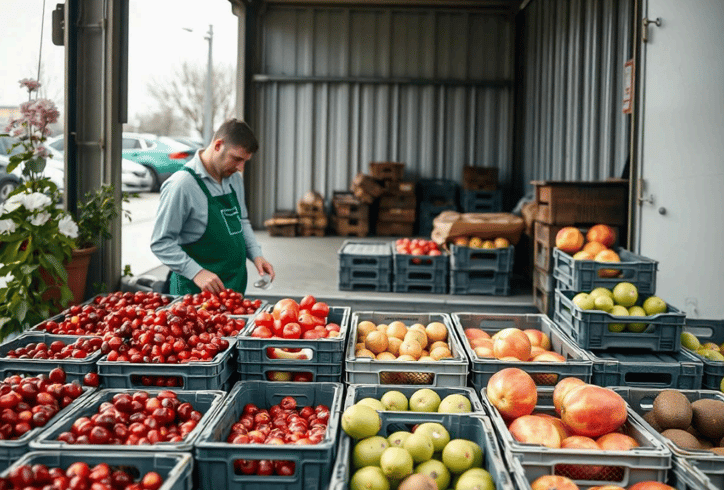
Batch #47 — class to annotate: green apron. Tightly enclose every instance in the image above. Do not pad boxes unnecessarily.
[170,167,248,295]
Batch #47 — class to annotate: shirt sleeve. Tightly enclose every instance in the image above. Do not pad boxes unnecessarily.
[150,174,204,281]
[233,174,263,261]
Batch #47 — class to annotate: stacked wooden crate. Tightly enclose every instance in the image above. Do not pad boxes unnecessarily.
[459,166,503,213]
[350,172,385,204]
[531,180,629,316]
[331,191,369,237]
[369,162,415,237]
[263,210,298,237]
[296,191,327,237]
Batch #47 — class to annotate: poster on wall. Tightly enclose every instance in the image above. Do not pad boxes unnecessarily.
[622,59,635,114]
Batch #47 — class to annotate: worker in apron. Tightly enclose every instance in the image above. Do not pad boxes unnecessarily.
[151,119,274,296]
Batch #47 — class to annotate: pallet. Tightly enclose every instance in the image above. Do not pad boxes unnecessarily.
[462,166,498,191]
[298,214,328,229]
[331,215,369,237]
[264,218,298,237]
[533,179,629,226]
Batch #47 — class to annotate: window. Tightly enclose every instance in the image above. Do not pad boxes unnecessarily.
[123,138,142,150]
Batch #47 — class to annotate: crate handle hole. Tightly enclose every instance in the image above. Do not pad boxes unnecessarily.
[623,372,673,386]
[233,459,297,477]
[351,258,377,266]
[130,375,184,388]
[351,270,379,279]
[265,370,314,382]
[265,348,315,362]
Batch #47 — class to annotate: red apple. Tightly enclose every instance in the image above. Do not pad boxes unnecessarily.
[509,415,562,448]
[486,368,537,421]
[596,432,639,451]
[586,224,617,248]
[493,328,532,361]
[531,475,580,490]
[553,378,587,415]
[555,227,584,254]
[534,413,573,441]
[560,385,628,437]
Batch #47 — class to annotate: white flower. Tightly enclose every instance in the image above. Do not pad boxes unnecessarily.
[0,271,14,289]
[58,214,79,239]
[30,211,51,227]
[3,194,25,213]
[24,192,52,212]
[0,219,16,235]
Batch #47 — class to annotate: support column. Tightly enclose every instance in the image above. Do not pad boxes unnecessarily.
[232,1,247,119]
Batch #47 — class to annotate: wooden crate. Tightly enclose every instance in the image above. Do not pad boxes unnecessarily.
[264,218,298,237]
[533,282,554,316]
[298,214,328,229]
[533,234,553,272]
[297,226,325,237]
[331,215,369,237]
[533,266,555,294]
[379,193,416,209]
[332,192,369,220]
[378,208,416,223]
[376,221,415,236]
[462,166,498,191]
[369,161,405,182]
[383,181,415,194]
[533,180,628,226]
[351,173,385,200]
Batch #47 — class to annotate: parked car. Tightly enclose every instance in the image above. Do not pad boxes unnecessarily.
[169,136,204,150]
[0,137,23,203]
[120,133,195,191]
[46,135,154,193]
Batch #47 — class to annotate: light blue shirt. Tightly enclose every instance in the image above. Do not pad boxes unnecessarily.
[150,150,262,281]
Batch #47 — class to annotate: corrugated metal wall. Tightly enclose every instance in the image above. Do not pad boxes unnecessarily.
[519,0,632,191]
[246,6,515,227]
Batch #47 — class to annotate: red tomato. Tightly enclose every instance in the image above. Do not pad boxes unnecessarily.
[254,312,273,328]
[251,327,272,338]
[299,295,316,310]
[297,313,317,332]
[325,323,341,333]
[278,308,298,326]
[310,302,329,319]
[302,330,322,340]
[282,323,301,339]
[272,299,299,320]
[411,247,424,255]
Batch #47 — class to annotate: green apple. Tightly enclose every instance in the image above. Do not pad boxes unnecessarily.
[572,292,595,310]
[353,436,390,468]
[350,467,390,490]
[415,423,450,453]
[442,439,474,474]
[455,468,494,490]
[403,433,434,463]
[358,398,385,411]
[627,305,648,332]
[409,389,441,412]
[680,332,701,351]
[608,305,629,332]
[438,394,472,413]
[593,295,614,312]
[415,460,451,490]
[612,282,639,307]
[379,447,414,480]
[643,296,668,315]
[381,391,409,411]
[589,287,613,300]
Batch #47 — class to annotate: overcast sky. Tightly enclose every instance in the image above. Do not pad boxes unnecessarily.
[0,0,238,128]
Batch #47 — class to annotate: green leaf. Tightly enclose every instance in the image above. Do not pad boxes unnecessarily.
[15,300,28,323]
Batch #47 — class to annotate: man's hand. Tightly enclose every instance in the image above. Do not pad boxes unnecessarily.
[253,256,275,282]
[193,269,225,294]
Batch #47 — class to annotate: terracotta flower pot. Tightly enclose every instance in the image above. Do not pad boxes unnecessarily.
[41,246,97,307]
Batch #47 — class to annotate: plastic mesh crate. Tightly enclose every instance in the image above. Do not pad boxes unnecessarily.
[613,386,724,490]
[459,189,503,213]
[587,349,703,389]
[30,388,225,452]
[329,413,516,490]
[683,319,724,390]
[237,359,342,383]
[482,386,671,488]
[338,272,392,292]
[0,385,94,472]
[392,245,449,274]
[96,339,236,390]
[343,384,484,414]
[449,269,511,295]
[0,333,103,382]
[338,240,392,268]
[553,247,659,296]
[449,244,514,272]
[451,313,593,392]
[1,451,193,490]
[554,289,686,352]
[195,380,343,490]
[345,312,468,386]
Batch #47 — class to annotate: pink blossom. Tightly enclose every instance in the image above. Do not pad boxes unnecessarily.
[33,146,49,159]
[18,79,41,92]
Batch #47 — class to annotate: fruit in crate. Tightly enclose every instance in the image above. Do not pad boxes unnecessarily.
[178,288,262,315]
[395,238,442,256]
[0,463,164,490]
[531,475,580,490]
[251,296,339,345]
[555,227,585,254]
[352,389,473,414]
[3,337,103,360]
[448,236,510,249]
[486,368,537,421]
[353,319,453,362]
[594,249,622,278]
[587,224,617,248]
[342,404,382,440]
[681,331,724,363]
[559,383,628,437]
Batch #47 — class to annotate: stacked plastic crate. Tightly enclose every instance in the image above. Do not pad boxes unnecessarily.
[416,178,459,238]
[392,243,449,294]
[459,165,502,213]
[337,239,392,292]
[448,243,514,295]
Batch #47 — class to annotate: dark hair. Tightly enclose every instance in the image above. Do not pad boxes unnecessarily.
[213,118,259,153]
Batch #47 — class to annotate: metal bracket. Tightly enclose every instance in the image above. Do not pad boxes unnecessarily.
[637,178,654,205]
[642,17,662,43]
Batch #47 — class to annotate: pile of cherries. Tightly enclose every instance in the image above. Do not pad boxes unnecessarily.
[178,289,262,316]
[1,462,163,490]
[131,375,184,388]
[229,396,331,477]
[56,390,203,446]
[99,303,243,364]
[4,337,103,360]
[0,368,85,440]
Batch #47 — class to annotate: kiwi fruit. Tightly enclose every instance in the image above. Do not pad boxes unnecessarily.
[653,390,692,430]
[691,399,724,441]
[643,411,663,433]
[661,428,702,450]
[698,438,714,450]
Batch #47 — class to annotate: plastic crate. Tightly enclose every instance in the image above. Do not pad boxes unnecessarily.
[237,306,350,365]
[1,451,193,490]
[451,313,593,392]
[345,312,468,386]
[343,384,484,414]
[553,247,659,296]
[0,333,103,382]
[418,201,458,237]
[162,295,267,321]
[338,271,392,292]
[417,178,459,204]
[613,387,724,490]
[459,189,503,213]
[0,385,94,472]
[337,240,392,270]
[554,289,686,352]
[586,349,703,389]
[30,388,225,452]
[237,359,343,383]
[482,386,671,488]
[683,319,724,390]
[392,278,448,294]
[392,245,449,274]
[96,339,236,390]
[195,380,343,490]
[449,269,511,295]
[449,244,514,272]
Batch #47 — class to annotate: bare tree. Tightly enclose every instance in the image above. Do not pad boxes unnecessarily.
[145,62,235,136]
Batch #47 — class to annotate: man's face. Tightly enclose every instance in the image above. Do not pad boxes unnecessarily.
[214,141,253,178]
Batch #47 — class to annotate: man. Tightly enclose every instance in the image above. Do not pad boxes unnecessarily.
[151,119,274,295]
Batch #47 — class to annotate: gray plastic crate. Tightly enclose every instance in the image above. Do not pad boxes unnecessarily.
[451,313,593,392]
[392,278,448,294]
[237,358,343,383]
[329,413,516,490]
[345,312,468,386]
[338,272,392,292]
[392,245,449,274]
[482,386,671,488]
[338,240,393,270]
[449,244,515,272]
[417,178,459,204]
[555,289,686,352]
[460,189,503,213]
[343,384,484,414]
[587,349,703,389]
[0,333,103,382]
[553,247,659,296]
[683,319,724,390]
[418,201,458,237]
[195,380,344,490]
[96,339,236,390]
[0,384,94,472]
[30,388,225,452]
[1,451,193,490]
[613,387,724,490]
[449,269,511,296]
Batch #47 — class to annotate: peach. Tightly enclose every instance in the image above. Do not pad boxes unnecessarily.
[465,328,491,341]
[535,413,573,441]
[583,240,608,256]
[530,345,547,357]
[493,328,532,361]
[587,224,617,248]
[572,250,595,260]
[365,331,389,354]
[553,378,587,415]
[531,476,580,490]
[474,345,495,358]
[532,351,566,362]
[555,227,584,254]
[523,329,551,350]
[560,385,628,437]
[558,436,604,479]
[596,432,639,451]
[494,237,510,248]
[386,322,408,340]
[398,340,422,359]
[425,322,448,342]
[509,415,562,448]
[595,249,622,278]
[486,368,537,421]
